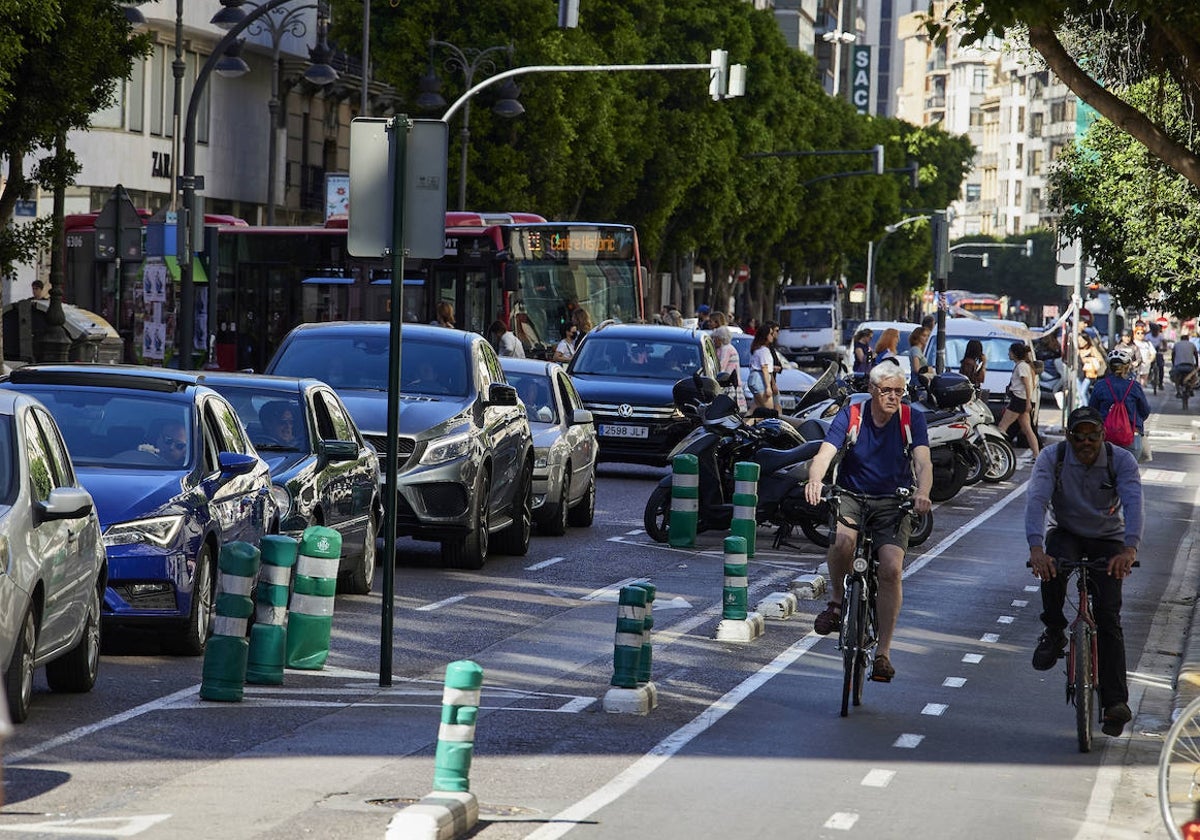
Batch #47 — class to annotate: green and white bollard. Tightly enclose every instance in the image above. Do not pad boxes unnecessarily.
[246,535,298,685]
[285,526,341,670]
[629,581,656,685]
[729,461,760,557]
[609,585,647,689]
[716,535,765,642]
[668,453,699,548]
[433,660,484,793]
[200,542,260,702]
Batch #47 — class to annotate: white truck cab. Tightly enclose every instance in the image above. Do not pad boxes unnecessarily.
[774,284,844,369]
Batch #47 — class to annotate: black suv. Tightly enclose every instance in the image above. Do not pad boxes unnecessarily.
[567,323,721,465]
[266,323,534,570]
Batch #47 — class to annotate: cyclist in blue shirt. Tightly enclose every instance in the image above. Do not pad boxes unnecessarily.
[804,359,933,682]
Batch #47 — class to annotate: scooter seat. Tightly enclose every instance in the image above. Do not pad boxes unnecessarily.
[755,440,824,475]
[922,407,964,424]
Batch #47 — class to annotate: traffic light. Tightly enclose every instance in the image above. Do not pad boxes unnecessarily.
[981,252,989,268]
[1024,239,1034,257]
[872,144,884,176]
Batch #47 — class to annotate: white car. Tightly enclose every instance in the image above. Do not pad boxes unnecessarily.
[729,333,817,411]
[500,358,598,535]
[0,390,106,723]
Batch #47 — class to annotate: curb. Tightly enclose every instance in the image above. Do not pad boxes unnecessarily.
[385,791,477,840]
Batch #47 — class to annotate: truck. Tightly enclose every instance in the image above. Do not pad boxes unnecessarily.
[774,284,844,368]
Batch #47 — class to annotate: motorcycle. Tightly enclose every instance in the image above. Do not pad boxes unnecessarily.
[961,391,1017,483]
[642,378,827,544]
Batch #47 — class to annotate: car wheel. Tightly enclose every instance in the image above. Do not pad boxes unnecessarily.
[538,466,570,537]
[443,473,490,570]
[46,585,102,693]
[4,606,38,723]
[567,471,596,528]
[171,543,214,656]
[339,510,377,595]
[496,461,533,556]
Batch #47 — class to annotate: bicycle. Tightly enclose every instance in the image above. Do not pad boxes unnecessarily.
[1151,351,1164,395]
[1158,695,1200,839]
[1028,555,1138,752]
[827,486,915,718]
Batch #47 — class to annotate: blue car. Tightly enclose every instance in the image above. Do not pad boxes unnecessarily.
[0,365,275,654]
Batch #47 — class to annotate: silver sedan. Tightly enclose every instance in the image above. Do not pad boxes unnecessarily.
[500,358,598,535]
[0,390,106,723]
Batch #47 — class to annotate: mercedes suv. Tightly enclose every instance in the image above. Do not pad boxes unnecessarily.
[566,323,721,465]
[265,323,534,570]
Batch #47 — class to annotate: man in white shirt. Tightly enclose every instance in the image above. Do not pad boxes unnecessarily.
[490,320,526,359]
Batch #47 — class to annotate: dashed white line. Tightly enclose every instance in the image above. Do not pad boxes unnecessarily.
[824,812,860,830]
[415,594,468,612]
[922,703,948,716]
[525,556,565,571]
[893,733,924,748]
[997,615,1015,624]
[861,769,896,788]
[1011,599,1029,607]
[624,529,643,535]
[943,677,967,688]
[980,633,1000,643]
[962,653,983,664]
[1024,584,1040,592]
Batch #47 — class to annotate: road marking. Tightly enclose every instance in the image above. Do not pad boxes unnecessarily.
[921,703,948,716]
[526,556,565,571]
[861,769,896,788]
[980,633,1000,643]
[903,481,1028,578]
[943,677,967,688]
[415,594,468,611]
[624,529,642,535]
[1011,599,1028,607]
[997,615,1015,624]
[1024,584,1040,592]
[962,654,983,664]
[0,815,172,836]
[823,812,859,830]
[1142,468,1186,483]
[893,733,924,748]
[581,577,648,601]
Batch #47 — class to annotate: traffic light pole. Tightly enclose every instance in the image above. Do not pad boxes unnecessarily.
[931,210,950,373]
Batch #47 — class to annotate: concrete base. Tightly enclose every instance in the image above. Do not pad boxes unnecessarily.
[790,573,826,600]
[385,791,477,840]
[715,611,766,642]
[755,591,798,619]
[603,682,657,715]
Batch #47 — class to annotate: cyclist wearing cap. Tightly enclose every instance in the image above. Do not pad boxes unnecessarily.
[1025,405,1143,737]
[803,360,933,683]
[1089,345,1151,459]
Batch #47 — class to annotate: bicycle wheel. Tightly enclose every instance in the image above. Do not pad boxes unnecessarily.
[1074,623,1094,753]
[1158,695,1200,840]
[853,587,875,707]
[840,577,864,718]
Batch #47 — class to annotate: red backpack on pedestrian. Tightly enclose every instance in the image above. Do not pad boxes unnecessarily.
[1103,379,1136,448]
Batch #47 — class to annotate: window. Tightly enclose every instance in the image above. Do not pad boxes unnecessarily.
[149,43,210,143]
[965,184,982,202]
[25,412,53,503]
[1027,149,1044,176]
[972,66,988,93]
[1030,112,1043,137]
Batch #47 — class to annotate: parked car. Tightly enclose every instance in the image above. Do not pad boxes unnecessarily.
[0,365,275,655]
[566,323,722,465]
[727,332,817,411]
[850,320,924,369]
[265,323,534,570]
[201,373,382,594]
[499,357,598,534]
[0,391,107,722]
[926,317,1042,425]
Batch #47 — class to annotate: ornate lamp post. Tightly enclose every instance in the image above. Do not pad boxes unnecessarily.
[416,39,523,211]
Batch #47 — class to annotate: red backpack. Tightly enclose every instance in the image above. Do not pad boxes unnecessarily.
[845,400,913,456]
[1103,379,1136,448]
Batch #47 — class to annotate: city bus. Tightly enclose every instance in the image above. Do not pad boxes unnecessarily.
[209,212,645,370]
[945,290,1006,320]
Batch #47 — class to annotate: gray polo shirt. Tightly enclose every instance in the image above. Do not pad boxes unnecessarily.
[1025,440,1144,549]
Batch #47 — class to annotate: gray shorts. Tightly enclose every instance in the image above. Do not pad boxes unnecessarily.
[837,492,912,552]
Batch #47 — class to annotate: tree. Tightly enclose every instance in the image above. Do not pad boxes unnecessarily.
[928,1,1200,191]
[0,0,149,276]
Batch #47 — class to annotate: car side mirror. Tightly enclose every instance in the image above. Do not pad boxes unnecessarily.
[218,451,258,477]
[488,382,519,407]
[37,486,94,523]
[569,408,593,426]
[317,439,358,464]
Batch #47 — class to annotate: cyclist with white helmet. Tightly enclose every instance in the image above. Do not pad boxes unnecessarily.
[1089,345,1151,460]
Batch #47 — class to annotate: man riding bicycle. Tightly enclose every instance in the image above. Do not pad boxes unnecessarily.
[804,360,933,682]
[1025,406,1143,737]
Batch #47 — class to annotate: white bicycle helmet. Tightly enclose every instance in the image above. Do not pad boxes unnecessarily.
[1107,346,1136,367]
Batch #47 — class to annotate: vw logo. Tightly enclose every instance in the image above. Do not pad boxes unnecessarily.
[617,403,634,418]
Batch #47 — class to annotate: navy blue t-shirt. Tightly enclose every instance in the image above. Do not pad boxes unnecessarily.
[824,398,929,494]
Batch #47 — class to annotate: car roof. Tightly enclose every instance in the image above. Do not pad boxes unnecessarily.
[198,372,323,394]
[5,363,207,394]
[499,357,564,377]
[278,321,479,350]
[857,320,922,336]
[586,323,707,342]
[931,317,1033,340]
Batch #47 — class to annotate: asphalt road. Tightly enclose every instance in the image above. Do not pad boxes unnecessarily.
[1,385,1197,840]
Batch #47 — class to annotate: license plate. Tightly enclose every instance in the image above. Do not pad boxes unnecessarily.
[599,424,649,439]
[796,355,815,363]
[780,395,797,410]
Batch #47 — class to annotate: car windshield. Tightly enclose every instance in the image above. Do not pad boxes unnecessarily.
[939,335,1021,372]
[779,307,833,329]
[22,390,194,469]
[208,386,308,452]
[504,371,559,424]
[572,337,702,380]
[271,333,471,398]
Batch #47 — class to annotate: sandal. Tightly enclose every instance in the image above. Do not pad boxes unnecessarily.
[871,653,895,682]
[813,601,842,635]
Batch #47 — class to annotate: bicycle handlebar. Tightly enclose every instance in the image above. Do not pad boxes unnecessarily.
[1025,558,1141,569]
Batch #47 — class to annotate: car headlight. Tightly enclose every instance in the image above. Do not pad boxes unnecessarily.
[270,485,293,519]
[420,432,472,466]
[534,447,549,470]
[104,515,185,548]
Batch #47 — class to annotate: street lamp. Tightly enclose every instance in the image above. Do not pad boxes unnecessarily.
[865,215,927,320]
[177,0,338,369]
[416,39,523,211]
[213,0,338,226]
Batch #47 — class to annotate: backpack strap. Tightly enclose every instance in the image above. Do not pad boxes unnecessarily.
[845,399,911,456]
[1054,440,1117,493]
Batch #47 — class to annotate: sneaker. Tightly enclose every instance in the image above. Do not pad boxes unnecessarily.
[813,601,842,635]
[871,654,895,682]
[1032,630,1067,670]
[1102,702,1132,737]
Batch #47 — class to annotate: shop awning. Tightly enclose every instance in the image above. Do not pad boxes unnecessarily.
[163,256,209,284]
